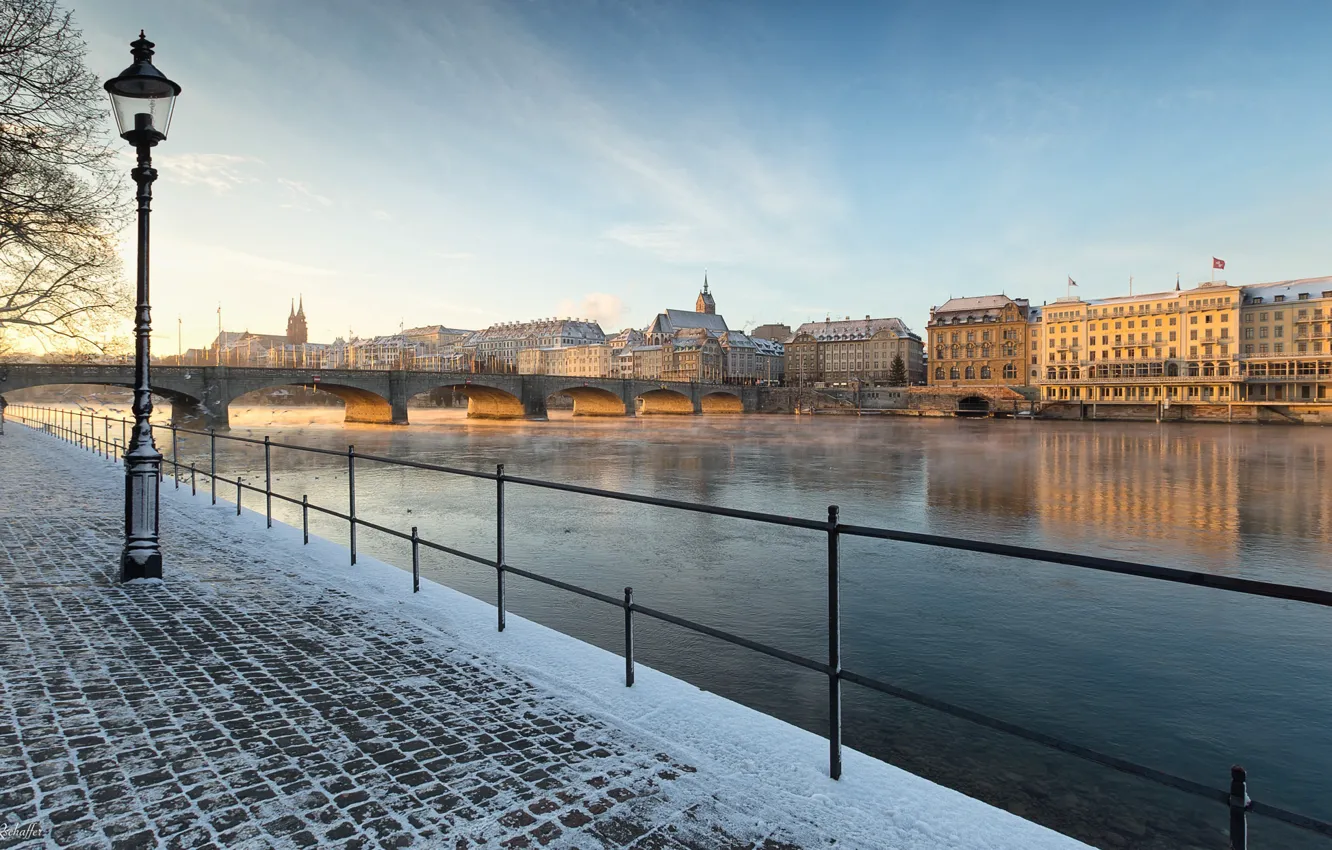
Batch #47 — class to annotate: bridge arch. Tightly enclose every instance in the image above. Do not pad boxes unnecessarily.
[412,383,527,419]
[956,395,991,417]
[229,383,398,425]
[637,388,695,415]
[700,390,743,414]
[546,384,627,417]
[0,374,206,425]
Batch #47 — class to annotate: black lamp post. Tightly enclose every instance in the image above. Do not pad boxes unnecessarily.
[104,32,180,582]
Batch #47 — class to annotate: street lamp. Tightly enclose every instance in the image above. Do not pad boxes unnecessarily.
[105,31,181,581]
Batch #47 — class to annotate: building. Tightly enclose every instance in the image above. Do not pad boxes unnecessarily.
[518,344,614,378]
[463,318,605,369]
[1237,277,1332,402]
[1037,281,1244,404]
[286,297,308,345]
[632,345,664,380]
[784,316,924,387]
[718,331,759,383]
[927,295,1036,387]
[753,337,785,384]
[662,330,723,382]
[750,323,792,342]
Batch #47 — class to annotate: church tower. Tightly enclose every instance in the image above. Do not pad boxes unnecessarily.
[695,273,716,315]
[286,296,308,344]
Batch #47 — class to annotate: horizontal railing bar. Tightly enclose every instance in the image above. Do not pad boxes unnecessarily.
[306,502,351,521]
[839,525,1332,609]
[839,668,1229,805]
[1249,800,1332,837]
[631,602,831,674]
[350,450,496,480]
[416,537,497,568]
[502,564,625,607]
[353,516,413,542]
[503,474,828,531]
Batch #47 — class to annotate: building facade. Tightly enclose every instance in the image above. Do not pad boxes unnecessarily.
[927,295,1035,387]
[1237,277,1332,402]
[1037,281,1244,404]
[784,316,924,387]
[463,319,605,369]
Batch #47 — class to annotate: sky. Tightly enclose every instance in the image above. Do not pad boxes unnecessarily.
[68,0,1332,352]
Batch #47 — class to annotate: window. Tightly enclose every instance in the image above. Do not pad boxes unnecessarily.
[1190,315,1198,324]
[1244,344,1254,354]
[1190,330,1198,340]
[1244,313,1254,322]
[1275,295,1286,303]
[1169,317,1177,326]
[1275,343,1284,353]
[980,366,991,379]
[1190,346,1198,357]
[935,367,944,380]
[964,365,976,379]
[1169,330,1177,341]
[1260,312,1269,322]
[1259,327,1269,338]
[1275,311,1285,320]
[1003,363,1017,379]
[1275,326,1284,338]
[1299,293,1310,300]
[1205,314,1213,323]
[950,367,960,380]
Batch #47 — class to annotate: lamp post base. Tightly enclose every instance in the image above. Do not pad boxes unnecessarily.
[121,448,162,581]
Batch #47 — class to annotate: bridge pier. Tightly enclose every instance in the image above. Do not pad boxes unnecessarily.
[389,371,410,425]
[520,378,548,420]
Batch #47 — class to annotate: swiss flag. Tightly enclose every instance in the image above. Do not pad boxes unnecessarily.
[1213,257,1226,270]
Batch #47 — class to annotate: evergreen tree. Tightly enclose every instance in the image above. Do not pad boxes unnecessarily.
[888,353,907,385]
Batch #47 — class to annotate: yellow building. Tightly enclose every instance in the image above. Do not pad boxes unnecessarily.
[927,295,1037,387]
[1038,281,1243,405]
[1237,277,1332,402]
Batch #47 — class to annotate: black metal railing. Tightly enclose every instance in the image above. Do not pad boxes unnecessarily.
[8,402,1332,849]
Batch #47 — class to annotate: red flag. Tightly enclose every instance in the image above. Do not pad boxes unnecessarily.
[1213,257,1225,270]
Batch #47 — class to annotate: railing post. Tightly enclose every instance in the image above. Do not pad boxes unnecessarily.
[236,477,242,515]
[121,417,127,454]
[411,526,420,593]
[827,504,842,781]
[172,424,179,488]
[264,436,272,528]
[302,495,309,544]
[1229,765,1250,850]
[190,463,196,496]
[348,445,357,565]
[624,586,635,687]
[496,463,506,632]
[210,429,216,505]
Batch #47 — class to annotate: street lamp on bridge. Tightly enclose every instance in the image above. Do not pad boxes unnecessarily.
[105,32,181,582]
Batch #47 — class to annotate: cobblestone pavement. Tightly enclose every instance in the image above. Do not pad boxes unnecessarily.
[0,427,805,849]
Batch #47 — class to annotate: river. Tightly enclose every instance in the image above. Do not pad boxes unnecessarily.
[25,398,1332,849]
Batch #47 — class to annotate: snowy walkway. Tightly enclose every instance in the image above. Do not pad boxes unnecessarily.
[0,425,1089,849]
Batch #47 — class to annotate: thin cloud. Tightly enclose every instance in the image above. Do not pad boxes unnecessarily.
[278,178,333,210]
[156,153,259,194]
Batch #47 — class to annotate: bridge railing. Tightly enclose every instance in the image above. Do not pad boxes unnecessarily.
[9,401,1332,849]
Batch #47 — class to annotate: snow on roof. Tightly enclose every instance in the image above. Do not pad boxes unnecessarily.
[1241,276,1332,303]
[930,295,1030,325]
[794,317,913,341]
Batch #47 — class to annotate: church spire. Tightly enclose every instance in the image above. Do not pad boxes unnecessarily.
[695,272,716,315]
[298,294,304,317]
[289,298,295,318]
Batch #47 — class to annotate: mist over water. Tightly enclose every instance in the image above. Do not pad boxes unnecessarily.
[32,396,1332,849]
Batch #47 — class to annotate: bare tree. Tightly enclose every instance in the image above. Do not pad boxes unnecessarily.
[1,0,127,351]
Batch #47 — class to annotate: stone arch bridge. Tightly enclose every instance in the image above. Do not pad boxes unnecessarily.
[0,365,757,429]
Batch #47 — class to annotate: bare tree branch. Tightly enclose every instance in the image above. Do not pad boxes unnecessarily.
[0,0,128,350]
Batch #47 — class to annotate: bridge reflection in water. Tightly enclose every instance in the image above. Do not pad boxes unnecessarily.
[0,364,758,429]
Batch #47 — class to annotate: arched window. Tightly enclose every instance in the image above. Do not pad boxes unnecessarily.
[1003,363,1017,379]
[964,365,976,380]
[951,345,960,358]
[980,365,991,379]
[1070,367,1080,379]
[981,345,992,358]
[949,367,960,380]
[1058,367,1068,379]
[935,346,945,360]
[1167,362,1179,377]
[934,367,944,380]
[965,344,975,358]
[1046,367,1057,379]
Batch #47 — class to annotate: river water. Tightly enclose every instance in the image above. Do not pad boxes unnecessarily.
[31,399,1332,849]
